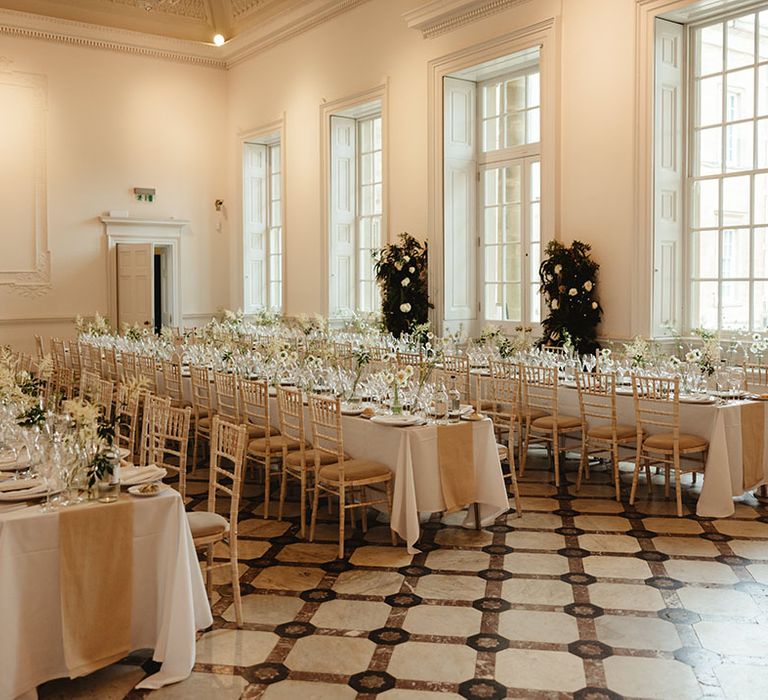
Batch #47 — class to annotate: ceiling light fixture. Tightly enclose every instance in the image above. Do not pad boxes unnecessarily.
[213,33,226,46]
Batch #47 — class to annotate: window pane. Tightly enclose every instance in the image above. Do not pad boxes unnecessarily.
[726,67,754,121]
[721,280,750,328]
[484,169,499,206]
[761,10,768,61]
[361,153,373,185]
[504,112,525,147]
[755,228,768,277]
[485,284,503,320]
[530,284,541,323]
[759,66,768,116]
[754,280,768,328]
[755,173,768,224]
[505,243,522,282]
[721,228,750,277]
[270,145,280,170]
[504,165,522,203]
[504,76,525,111]
[758,119,768,168]
[526,108,540,143]
[271,201,281,226]
[270,227,281,254]
[530,161,541,201]
[697,23,724,76]
[373,117,382,150]
[359,119,372,152]
[722,175,750,226]
[527,72,540,108]
[361,184,373,216]
[695,126,722,175]
[484,208,499,244]
[692,179,720,228]
[504,284,521,321]
[484,246,500,283]
[503,204,521,243]
[725,121,754,171]
[727,14,755,71]
[483,83,500,118]
[692,280,719,328]
[530,202,540,240]
[697,76,722,126]
[691,229,719,278]
[483,117,500,151]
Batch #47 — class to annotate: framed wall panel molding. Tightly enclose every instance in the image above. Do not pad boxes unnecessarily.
[0,59,50,297]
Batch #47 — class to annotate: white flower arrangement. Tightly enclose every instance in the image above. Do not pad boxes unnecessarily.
[401,278,411,287]
[400,303,412,313]
[624,335,651,368]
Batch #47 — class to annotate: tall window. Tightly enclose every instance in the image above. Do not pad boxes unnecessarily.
[688,8,768,331]
[243,138,282,312]
[443,47,542,332]
[328,103,383,318]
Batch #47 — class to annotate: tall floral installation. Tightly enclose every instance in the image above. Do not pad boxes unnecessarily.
[538,240,602,355]
[374,232,432,338]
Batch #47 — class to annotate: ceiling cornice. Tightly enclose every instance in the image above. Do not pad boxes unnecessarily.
[403,0,534,39]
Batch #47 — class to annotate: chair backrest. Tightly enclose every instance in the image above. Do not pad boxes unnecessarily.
[308,394,344,471]
[122,351,138,381]
[576,370,617,431]
[148,404,191,498]
[67,341,82,382]
[80,371,113,418]
[744,363,768,393]
[80,344,95,373]
[103,346,120,384]
[51,338,66,370]
[34,335,45,361]
[161,359,184,407]
[189,365,213,420]
[139,394,171,465]
[632,374,680,440]
[542,345,568,358]
[277,386,306,449]
[207,416,247,530]
[488,373,519,432]
[441,354,471,402]
[396,350,422,370]
[137,355,158,393]
[214,370,240,423]
[15,353,33,375]
[240,377,271,439]
[89,346,103,377]
[116,382,141,460]
[521,364,558,419]
[369,346,389,362]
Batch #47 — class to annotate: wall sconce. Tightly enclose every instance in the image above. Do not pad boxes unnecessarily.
[215,199,224,211]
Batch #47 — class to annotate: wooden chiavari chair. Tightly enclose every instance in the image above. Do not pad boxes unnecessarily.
[80,343,95,374]
[160,359,186,408]
[187,417,248,627]
[190,365,214,468]
[137,354,158,394]
[440,354,471,403]
[309,394,397,558]
[88,345,104,377]
[55,366,76,401]
[147,403,191,499]
[241,378,299,518]
[34,335,45,363]
[487,373,523,516]
[67,341,82,388]
[51,338,66,372]
[122,351,138,382]
[575,370,640,502]
[744,363,768,394]
[103,346,120,385]
[79,371,114,420]
[396,350,422,371]
[520,364,582,486]
[630,375,708,517]
[115,382,141,463]
[213,370,240,425]
[139,394,171,466]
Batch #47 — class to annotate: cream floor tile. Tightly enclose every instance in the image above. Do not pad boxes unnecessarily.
[664,560,739,584]
[402,604,482,637]
[518,482,558,497]
[505,552,570,575]
[425,549,491,572]
[38,664,145,700]
[262,680,357,700]
[714,519,768,539]
[642,517,703,535]
[578,534,641,553]
[505,531,565,550]
[415,574,487,600]
[729,540,768,560]
[731,503,762,519]
[637,500,693,516]
[511,512,565,529]
[596,615,681,651]
[146,672,248,700]
[588,582,666,612]
[495,649,585,693]
[576,484,622,498]
[573,515,630,532]
[222,593,304,625]
[362,525,396,544]
[652,536,719,557]
[519,497,560,511]
[571,498,624,513]
[387,642,476,683]
[501,578,574,606]
[715,664,768,700]
[695,620,768,656]
[747,563,768,584]
[310,599,391,631]
[214,539,271,560]
[238,519,291,537]
[498,610,579,644]
[582,555,652,580]
[251,565,326,591]
[349,546,413,568]
[275,543,340,563]
[286,636,376,675]
[603,657,700,699]
[379,691,462,700]
[210,562,248,585]
[433,528,493,547]
[677,587,760,618]
[195,629,278,666]
[332,570,405,596]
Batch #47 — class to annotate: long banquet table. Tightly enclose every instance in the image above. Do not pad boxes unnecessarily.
[0,489,212,700]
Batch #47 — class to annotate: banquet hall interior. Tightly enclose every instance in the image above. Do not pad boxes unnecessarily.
[2,0,768,698]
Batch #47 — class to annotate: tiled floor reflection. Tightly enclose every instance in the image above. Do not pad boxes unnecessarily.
[38,453,768,699]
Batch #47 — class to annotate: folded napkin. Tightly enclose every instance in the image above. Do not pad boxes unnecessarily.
[0,477,41,493]
[121,465,165,486]
[59,498,133,677]
[437,422,476,512]
[0,483,47,501]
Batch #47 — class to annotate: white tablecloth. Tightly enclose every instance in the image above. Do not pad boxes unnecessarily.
[0,490,212,699]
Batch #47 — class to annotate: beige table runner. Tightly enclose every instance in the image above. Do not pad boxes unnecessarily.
[437,422,476,512]
[741,402,766,491]
[59,497,134,678]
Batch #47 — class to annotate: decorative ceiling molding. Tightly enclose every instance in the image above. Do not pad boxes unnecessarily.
[403,0,534,39]
[110,0,209,21]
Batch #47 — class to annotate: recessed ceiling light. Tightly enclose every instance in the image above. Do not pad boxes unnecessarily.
[213,34,226,46]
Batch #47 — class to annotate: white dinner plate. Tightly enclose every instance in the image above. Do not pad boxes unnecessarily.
[341,404,365,416]
[370,414,425,427]
[679,394,717,404]
[0,483,48,502]
[120,465,168,486]
[128,483,169,498]
[616,387,634,396]
[0,452,31,472]
[710,390,747,400]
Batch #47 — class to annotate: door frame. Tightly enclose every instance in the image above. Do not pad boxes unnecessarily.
[102,216,187,330]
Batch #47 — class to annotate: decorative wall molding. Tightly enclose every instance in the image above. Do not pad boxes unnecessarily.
[0,60,51,298]
[0,316,77,326]
[403,0,534,39]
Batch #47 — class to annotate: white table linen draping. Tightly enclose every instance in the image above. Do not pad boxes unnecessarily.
[0,489,212,700]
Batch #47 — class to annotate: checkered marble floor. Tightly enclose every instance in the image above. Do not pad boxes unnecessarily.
[39,453,768,700]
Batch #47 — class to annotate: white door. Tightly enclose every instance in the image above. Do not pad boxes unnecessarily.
[117,242,153,329]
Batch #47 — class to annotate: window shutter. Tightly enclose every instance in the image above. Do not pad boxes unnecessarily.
[653,18,685,335]
[243,142,268,314]
[329,115,357,317]
[443,77,477,327]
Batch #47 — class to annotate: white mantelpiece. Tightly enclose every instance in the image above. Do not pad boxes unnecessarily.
[101,216,188,329]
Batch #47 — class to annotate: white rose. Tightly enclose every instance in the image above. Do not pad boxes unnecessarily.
[395,262,403,271]
[551,299,559,310]
[400,303,411,313]
[583,280,593,292]
[404,255,410,262]
[568,288,578,296]
[554,264,562,274]
[409,266,415,274]
[591,302,598,309]
[401,278,410,287]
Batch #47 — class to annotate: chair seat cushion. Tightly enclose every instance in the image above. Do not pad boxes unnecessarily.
[197,416,211,429]
[247,424,279,439]
[286,448,343,468]
[525,408,548,421]
[318,459,391,483]
[588,423,637,441]
[497,443,509,462]
[187,511,228,539]
[248,435,299,454]
[531,415,582,431]
[644,432,709,452]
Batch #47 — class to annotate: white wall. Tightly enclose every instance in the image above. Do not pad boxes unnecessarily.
[0,34,229,353]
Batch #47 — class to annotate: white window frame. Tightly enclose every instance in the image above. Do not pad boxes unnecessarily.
[240,118,286,315]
